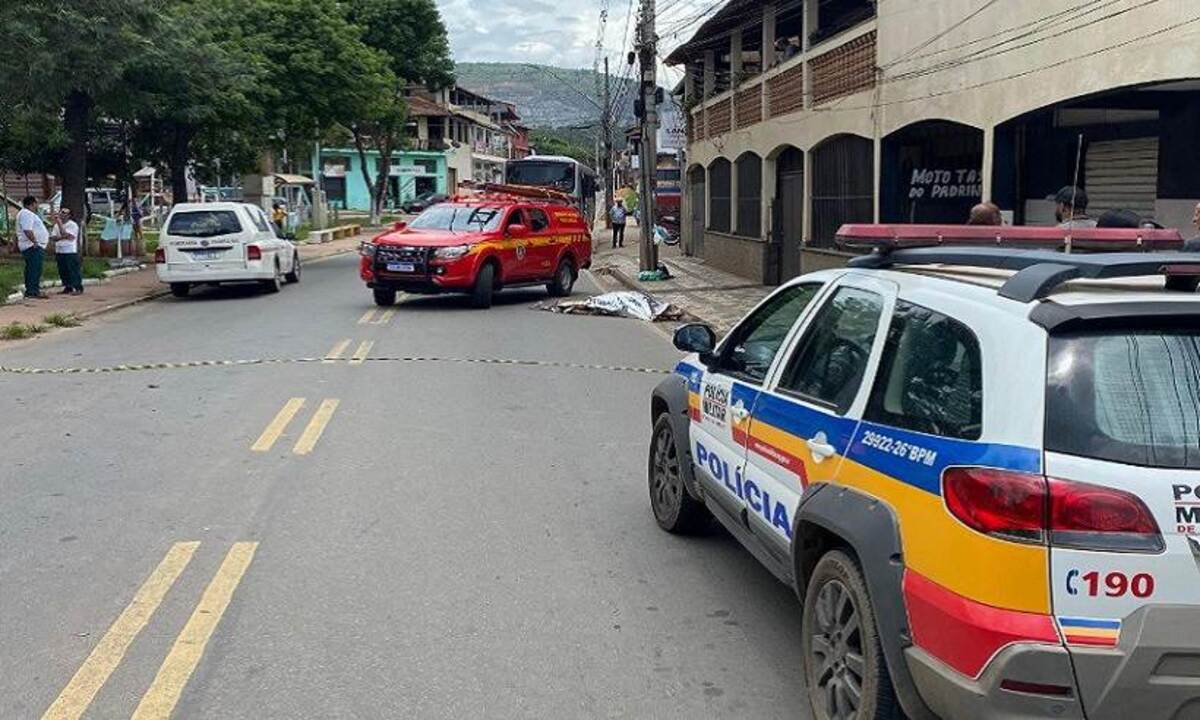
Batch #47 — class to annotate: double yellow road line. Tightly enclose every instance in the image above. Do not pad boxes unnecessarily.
[251,398,340,455]
[323,338,374,366]
[42,542,258,720]
[357,308,395,326]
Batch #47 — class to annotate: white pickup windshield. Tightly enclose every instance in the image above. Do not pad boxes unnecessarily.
[1047,329,1200,469]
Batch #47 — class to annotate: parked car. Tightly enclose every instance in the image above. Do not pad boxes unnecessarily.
[360,195,591,308]
[155,202,300,297]
[649,225,1200,720]
[400,192,448,214]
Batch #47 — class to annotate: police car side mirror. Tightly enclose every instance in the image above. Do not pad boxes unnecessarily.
[674,323,716,356]
[507,224,529,239]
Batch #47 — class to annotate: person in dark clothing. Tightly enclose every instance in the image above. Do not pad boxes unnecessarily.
[1054,186,1096,228]
[610,199,627,248]
[966,202,1002,226]
[1096,208,1142,228]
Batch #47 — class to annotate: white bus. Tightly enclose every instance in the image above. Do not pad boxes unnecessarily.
[505,156,598,226]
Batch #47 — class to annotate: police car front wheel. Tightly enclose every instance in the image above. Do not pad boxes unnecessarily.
[802,550,901,720]
[648,415,707,534]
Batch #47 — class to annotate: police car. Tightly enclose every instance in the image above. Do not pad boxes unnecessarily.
[648,224,1200,720]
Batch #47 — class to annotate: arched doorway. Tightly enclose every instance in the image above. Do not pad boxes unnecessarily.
[881,120,983,224]
[811,135,874,246]
[774,146,804,280]
[687,165,706,256]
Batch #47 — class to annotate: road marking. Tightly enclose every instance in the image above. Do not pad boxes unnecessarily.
[349,341,374,366]
[357,309,377,325]
[250,398,305,452]
[293,399,340,455]
[372,309,395,326]
[130,542,258,720]
[41,542,199,720]
[322,339,351,364]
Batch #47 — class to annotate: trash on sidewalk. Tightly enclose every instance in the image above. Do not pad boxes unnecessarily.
[637,262,673,282]
[536,291,686,322]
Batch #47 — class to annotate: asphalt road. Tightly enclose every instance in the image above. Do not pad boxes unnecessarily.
[0,254,810,719]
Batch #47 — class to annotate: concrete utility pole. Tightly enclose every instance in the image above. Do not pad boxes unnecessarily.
[636,0,658,271]
[603,56,614,230]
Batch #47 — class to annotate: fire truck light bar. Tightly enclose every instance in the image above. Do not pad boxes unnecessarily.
[836,224,1184,252]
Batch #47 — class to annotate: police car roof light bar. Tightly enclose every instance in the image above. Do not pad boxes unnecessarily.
[836,224,1184,253]
[847,246,1200,302]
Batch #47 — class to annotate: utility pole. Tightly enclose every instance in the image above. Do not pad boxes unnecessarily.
[636,0,658,271]
[603,57,614,230]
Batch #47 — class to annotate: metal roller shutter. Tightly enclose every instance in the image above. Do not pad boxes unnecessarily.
[1085,137,1159,219]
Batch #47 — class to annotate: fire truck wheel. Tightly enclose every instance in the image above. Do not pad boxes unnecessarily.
[547,258,576,297]
[471,263,495,309]
[373,288,397,307]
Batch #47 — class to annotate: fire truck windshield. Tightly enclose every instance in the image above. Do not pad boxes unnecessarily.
[409,206,503,233]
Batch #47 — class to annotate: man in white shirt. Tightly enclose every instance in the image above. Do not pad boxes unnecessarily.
[16,196,50,299]
[51,207,83,295]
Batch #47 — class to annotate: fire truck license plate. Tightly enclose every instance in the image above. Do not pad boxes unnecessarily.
[387,263,415,272]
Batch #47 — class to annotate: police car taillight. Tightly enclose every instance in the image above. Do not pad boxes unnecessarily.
[944,468,1046,544]
[943,469,1163,552]
[1049,478,1163,553]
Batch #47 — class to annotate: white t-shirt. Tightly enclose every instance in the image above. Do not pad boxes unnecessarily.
[17,208,49,251]
[52,220,80,254]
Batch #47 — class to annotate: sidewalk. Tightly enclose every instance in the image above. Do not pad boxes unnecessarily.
[590,223,771,333]
[0,232,371,329]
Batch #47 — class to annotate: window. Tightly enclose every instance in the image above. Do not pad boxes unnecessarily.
[708,158,731,232]
[735,153,762,238]
[865,302,982,440]
[528,208,550,232]
[504,208,527,230]
[248,208,270,233]
[811,135,873,248]
[1047,329,1200,469]
[166,210,242,238]
[778,287,883,414]
[408,206,502,232]
[716,283,824,384]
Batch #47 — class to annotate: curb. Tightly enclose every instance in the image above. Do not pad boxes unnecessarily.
[591,265,709,332]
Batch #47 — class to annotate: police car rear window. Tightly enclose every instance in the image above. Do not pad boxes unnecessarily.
[1047,329,1200,469]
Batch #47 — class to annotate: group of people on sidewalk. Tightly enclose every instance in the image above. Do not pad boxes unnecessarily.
[14,196,83,299]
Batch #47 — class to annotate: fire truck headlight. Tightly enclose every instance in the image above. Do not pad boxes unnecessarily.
[434,244,471,259]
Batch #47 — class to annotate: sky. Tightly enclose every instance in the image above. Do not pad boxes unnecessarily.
[436,0,694,80]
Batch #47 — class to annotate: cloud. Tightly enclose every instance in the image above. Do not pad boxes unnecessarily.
[436,0,706,75]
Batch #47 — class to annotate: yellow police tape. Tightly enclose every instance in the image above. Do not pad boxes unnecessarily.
[0,356,672,376]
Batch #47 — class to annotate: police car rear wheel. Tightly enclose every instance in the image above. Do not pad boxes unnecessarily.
[648,415,706,534]
[802,551,901,720]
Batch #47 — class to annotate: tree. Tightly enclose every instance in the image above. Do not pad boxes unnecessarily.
[0,0,164,218]
[347,0,455,223]
[116,0,266,202]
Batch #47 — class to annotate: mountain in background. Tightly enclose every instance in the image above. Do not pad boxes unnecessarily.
[455,62,636,130]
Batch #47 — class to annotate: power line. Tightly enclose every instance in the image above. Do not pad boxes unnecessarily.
[523,64,602,111]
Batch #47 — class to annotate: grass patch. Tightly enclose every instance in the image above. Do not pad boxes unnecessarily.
[0,257,110,296]
[0,322,47,340]
[293,223,312,243]
[43,312,81,328]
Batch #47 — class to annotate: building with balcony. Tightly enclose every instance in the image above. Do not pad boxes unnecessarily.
[314,86,530,211]
[668,0,1200,283]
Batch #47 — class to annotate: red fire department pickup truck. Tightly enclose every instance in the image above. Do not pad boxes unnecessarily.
[359,186,593,309]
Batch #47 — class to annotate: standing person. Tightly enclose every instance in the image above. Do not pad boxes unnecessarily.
[1054,185,1096,228]
[51,208,83,295]
[272,202,287,233]
[15,196,49,299]
[610,198,627,249]
[129,195,144,251]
